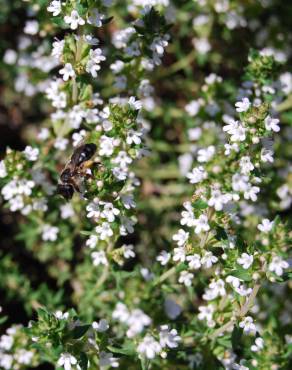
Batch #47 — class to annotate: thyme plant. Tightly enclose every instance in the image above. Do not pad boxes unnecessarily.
[0,0,291,369]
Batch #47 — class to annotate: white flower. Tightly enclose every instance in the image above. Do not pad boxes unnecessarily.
[119,216,135,235]
[188,127,202,141]
[112,302,130,323]
[52,39,64,60]
[181,202,195,227]
[86,201,101,219]
[235,97,250,112]
[37,128,49,141]
[86,48,106,77]
[268,256,289,276]
[101,202,120,222]
[0,354,13,369]
[0,334,14,350]
[150,36,168,56]
[59,63,75,81]
[23,146,39,161]
[100,351,119,368]
[84,34,99,45]
[224,143,239,155]
[193,215,210,234]
[128,96,142,110]
[208,189,232,211]
[0,161,7,178]
[251,337,264,352]
[99,135,120,157]
[257,218,274,233]
[54,310,69,320]
[123,244,135,259]
[112,151,132,168]
[137,335,161,359]
[173,247,186,263]
[186,166,207,184]
[110,60,125,73]
[239,156,254,175]
[239,316,256,335]
[226,275,242,289]
[197,146,215,162]
[57,353,77,370]
[92,319,109,332]
[185,100,200,116]
[14,349,34,364]
[126,309,151,337]
[172,229,189,247]
[223,120,246,142]
[198,304,214,322]
[203,279,226,300]
[95,222,113,240]
[64,10,85,30]
[261,148,274,163]
[201,252,218,268]
[60,204,74,219]
[86,235,98,249]
[159,325,181,348]
[54,137,69,151]
[87,9,105,27]
[120,194,136,209]
[237,253,253,269]
[193,37,211,54]
[47,1,61,16]
[156,251,171,265]
[126,129,143,145]
[91,250,108,266]
[244,184,260,202]
[264,115,280,132]
[24,20,39,35]
[178,271,194,287]
[72,130,86,147]
[234,284,252,297]
[186,254,201,270]
[3,49,17,65]
[112,166,128,180]
[42,224,59,242]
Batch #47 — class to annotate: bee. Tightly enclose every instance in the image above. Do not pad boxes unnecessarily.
[57,143,97,200]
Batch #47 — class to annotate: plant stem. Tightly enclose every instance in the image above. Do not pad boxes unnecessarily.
[209,283,261,340]
[153,266,177,286]
[72,33,84,104]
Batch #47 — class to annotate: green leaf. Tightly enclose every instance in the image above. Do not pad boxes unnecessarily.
[215,226,228,241]
[231,325,242,351]
[102,16,114,25]
[192,199,208,210]
[107,343,135,356]
[51,16,67,28]
[230,268,252,282]
[217,334,232,349]
[79,352,88,370]
[70,324,91,339]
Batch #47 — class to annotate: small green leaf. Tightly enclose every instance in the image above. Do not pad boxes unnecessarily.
[102,16,114,25]
[107,343,135,356]
[215,226,228,241]
[79,352,88,370]
[70,324,91,339]
[230,268,252,282]
[231,325,242,351]
[192,199,208,210]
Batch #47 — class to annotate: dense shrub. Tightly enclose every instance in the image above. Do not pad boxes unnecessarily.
[0,1,291,369]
